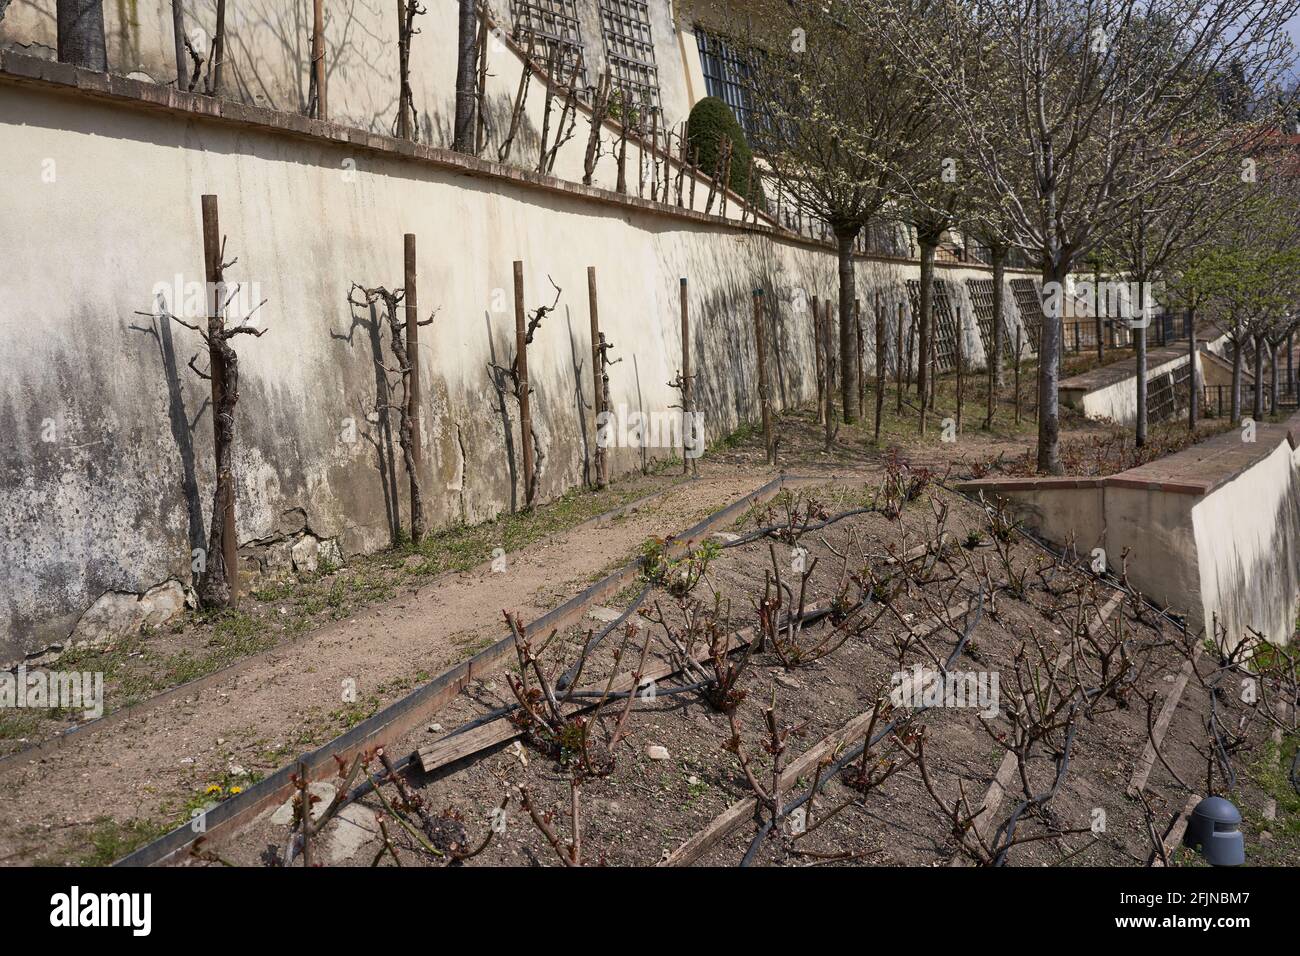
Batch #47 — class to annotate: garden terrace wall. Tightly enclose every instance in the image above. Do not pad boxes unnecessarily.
[958,416,1300,646]
[0,53,1029,664]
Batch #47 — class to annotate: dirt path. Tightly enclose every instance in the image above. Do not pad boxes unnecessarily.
[0,467,791,865]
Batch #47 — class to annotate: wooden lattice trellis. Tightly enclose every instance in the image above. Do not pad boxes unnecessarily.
[965,278,1015,363]
[1147,362,1192,423]
[1009,278,1044,354]
[906,278,960,372]
[599,0,661,117]
[511,0,589,88]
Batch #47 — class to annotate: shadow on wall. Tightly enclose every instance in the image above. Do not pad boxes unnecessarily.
[129,306,208,557]
[333,294,403,544]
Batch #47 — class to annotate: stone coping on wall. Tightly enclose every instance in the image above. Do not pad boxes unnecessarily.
[0,48,1037,276]
[1057,340,1199,396]
[957,416,1300,499]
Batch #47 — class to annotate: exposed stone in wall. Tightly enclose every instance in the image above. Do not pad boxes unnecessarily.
[26,579,191,666]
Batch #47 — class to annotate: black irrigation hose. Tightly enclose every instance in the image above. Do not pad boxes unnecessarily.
[738,587,985,867]
[437,582,654,745]
[557,582,653,693]
[992,709,1080,866]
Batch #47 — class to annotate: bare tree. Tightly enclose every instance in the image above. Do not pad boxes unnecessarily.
[885,0,1300,472]
[727,0,940,425]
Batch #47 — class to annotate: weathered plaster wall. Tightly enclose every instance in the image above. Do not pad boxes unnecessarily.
[958,423,1300,646]
[0,70,1021,664]
[0,0,700,175]
[1191,436,1300,645]
[1060,352,1195,425]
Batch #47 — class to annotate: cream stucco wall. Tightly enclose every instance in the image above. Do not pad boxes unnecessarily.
[0,69,1025,662]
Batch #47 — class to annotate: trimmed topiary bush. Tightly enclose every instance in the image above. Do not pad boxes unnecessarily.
[686,97,764,207]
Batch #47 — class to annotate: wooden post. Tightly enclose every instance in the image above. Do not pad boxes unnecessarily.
[753,289,775,465]
[1014,326,1023,424]
[588,266,606,489]
[201,194,237,600]
[404,233,422,540]
[855,297,865,415]
[896,302,905,415]
[312,0,327,120]
[212,0,227,93]
[513,260,535,508]
[955,309,964,435]
[680,276,696,476]
[821,302,834,449]
[812,295,824,425]
[874,291,885,444]
[1188,313,1198,432]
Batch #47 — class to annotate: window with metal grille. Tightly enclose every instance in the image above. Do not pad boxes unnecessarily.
[599,0,661,118]
[511,0,588,88]
[695,27,761,138]
[906,279,961,373]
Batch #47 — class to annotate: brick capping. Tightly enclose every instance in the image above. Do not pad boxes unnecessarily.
[0,48,1041,276]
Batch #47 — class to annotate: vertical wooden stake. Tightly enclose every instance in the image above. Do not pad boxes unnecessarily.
[812,295,824,425]
[588,266,606,489]
[680,276,696,476]
[855,297,865,416]
[312,0,327,120]
[874,291,885,443]
[955,308,964,435]
[1188,311,1198,432]
[753,289,775,465]
[404,233,422,540]
[513,260,535,509]
[1014,326,1023,425]
[201,194,237,601]
[896,302,905,416]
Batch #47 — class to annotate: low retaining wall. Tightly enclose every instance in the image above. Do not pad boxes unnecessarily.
[958,417,1300,646]
[0,54,1032,664]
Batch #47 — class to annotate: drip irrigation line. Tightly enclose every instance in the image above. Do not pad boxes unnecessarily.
[739,587,985,867]
[992,713,1080,866]
[557,582,653,692]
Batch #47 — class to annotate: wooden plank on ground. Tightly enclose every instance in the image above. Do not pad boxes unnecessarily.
[1127,651,1198,797]
[660,597,975,868]
[953,591,1124,864]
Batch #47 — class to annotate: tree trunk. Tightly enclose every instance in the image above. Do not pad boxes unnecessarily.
[1270,339,1280,416]
[835,229,860,423]
[1036,258,1066,474]
[986,248,1005,427]
[1231,338,1243,425]
[1253,332,1265,421]
[1134,323,1147,447]
[452,0,478,152]
[917,240,936,417]
[58,0,107,70]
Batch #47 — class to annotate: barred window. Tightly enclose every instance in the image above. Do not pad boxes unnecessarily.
[695,28,759,138]
[511,0,589,88]
[599,0,661,118]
